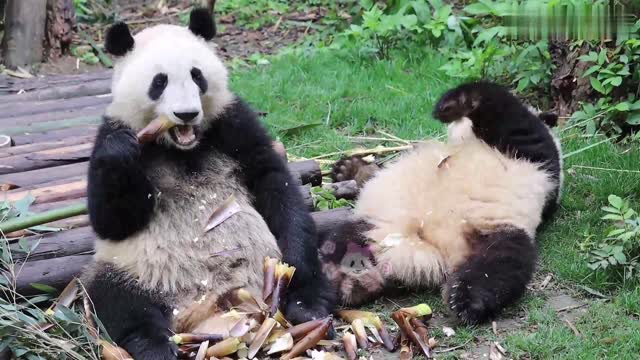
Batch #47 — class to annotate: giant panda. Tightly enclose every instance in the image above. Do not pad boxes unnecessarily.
[319,81,563,325]
[82,8,334,359]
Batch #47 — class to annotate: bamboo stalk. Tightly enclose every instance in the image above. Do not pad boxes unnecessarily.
[0,202,88,234]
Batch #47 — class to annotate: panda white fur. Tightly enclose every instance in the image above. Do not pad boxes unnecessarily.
[320,81,563,325]
[83,8,333,359]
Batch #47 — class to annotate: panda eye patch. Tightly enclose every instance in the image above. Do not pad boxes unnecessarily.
[191,67,208,94]
[148,73,168,100]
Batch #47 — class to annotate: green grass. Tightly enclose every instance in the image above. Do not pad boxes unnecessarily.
[229,47,640,359]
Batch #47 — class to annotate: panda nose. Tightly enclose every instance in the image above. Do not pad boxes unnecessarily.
[173,111,200,123]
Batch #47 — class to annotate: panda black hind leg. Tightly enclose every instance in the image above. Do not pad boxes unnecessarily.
[84,264,178,360]
[444,227,537,325]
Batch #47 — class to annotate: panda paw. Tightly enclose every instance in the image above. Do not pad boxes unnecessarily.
[122,335,179,360]
[330,155,379,188]
[284,278,336,337]
[94,128,141,166]
[445,277,498,326]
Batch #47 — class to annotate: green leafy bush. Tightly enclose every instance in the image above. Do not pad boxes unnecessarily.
[311,186,353,211]
[585,195,640,282]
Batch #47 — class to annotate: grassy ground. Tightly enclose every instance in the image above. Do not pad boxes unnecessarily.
[230,48,640,359]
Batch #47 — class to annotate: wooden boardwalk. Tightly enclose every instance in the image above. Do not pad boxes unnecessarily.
[0,72,352,295]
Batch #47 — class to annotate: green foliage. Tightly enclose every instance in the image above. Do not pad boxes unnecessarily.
[569,32,640,139]
[311,186,353,211]
[0,220,106,359]
[216,0,290,29]
[73,0,114,23]
[70,46,100,66]
[584,195,640,282]
[1,196,60,233]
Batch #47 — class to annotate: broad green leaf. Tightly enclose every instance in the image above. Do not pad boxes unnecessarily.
[613,251,627,264]
[597,49,607,65]
[30,283,58,294]
[609,76,623,87]
[590,77,606,94]
[608,195,624,209]
[602,214,624,221]
[627,112,640,125]
[602,206,621,213]
[615,102,630,111]
[583,65,601,77]
[607,228,627,237]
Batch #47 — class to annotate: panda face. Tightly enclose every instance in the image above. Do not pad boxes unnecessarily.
[104,9,234,150]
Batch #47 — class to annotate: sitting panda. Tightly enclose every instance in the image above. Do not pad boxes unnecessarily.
[320,81,563,325]
[83,8,333,359]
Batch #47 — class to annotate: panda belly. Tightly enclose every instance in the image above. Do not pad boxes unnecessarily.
[92,153,281,331]
[354,140,554,287]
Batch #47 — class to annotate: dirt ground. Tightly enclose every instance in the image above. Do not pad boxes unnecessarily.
[31,4,324,76]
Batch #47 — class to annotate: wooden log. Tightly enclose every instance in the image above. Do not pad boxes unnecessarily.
[44,0,76,59]
[3,79,110,102]
[9,208,354,295]
[3,180,86,203]
[0,159,319,191]
[288,160,322,186]
[0,161,88,189]
[0,95,111,120]
[0,143,92,175]
[9,226,94,262]
[10,125,99,146]
[2,115,102,137]
[1,0,47,68]
[0,70,112,98]
[0,135,94,159]
[0,100,104,127]
[311,207,353,237]
[324,180,358,200]
[12,254,93,295]
[299,184,313,210]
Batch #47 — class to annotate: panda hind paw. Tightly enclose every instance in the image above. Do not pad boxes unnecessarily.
[445,278,498,326]
[330,155,379,187]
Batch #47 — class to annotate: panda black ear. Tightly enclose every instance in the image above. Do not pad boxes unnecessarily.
[539,111,559,128]
[188,7,216,40]
[105,22,134,56]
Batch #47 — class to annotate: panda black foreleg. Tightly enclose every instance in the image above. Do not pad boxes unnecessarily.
[206,100,335,324]
[85,265,177,360]
[88,119,155,241]
[444,226,537,325]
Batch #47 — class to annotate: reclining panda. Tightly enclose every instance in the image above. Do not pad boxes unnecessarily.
[83,8,333,359]
[320,81,563,325]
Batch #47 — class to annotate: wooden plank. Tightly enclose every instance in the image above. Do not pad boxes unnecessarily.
[4,180,87,203]
[2,115,102,136]
[0,79,111,102]
[0,94,111,120]
[0,159,320,190]
[9,226,94,262]
[0,135,94,159]
[1,105,104,127]
[0,143,92,175]
[0,161,88,189]
[11,125,99,146]
[13,254,93,295]
[0,70,112,95]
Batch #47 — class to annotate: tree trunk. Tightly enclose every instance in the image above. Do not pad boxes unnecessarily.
[45,0,76,59]
[1,0,47,68]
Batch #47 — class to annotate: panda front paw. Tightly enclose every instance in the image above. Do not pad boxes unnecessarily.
[284,276,336,337]
[94,128,141,166]
[445,277,498,325]
[121,334,179,360]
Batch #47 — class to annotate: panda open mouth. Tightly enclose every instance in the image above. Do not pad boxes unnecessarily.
[170,125,197,146]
